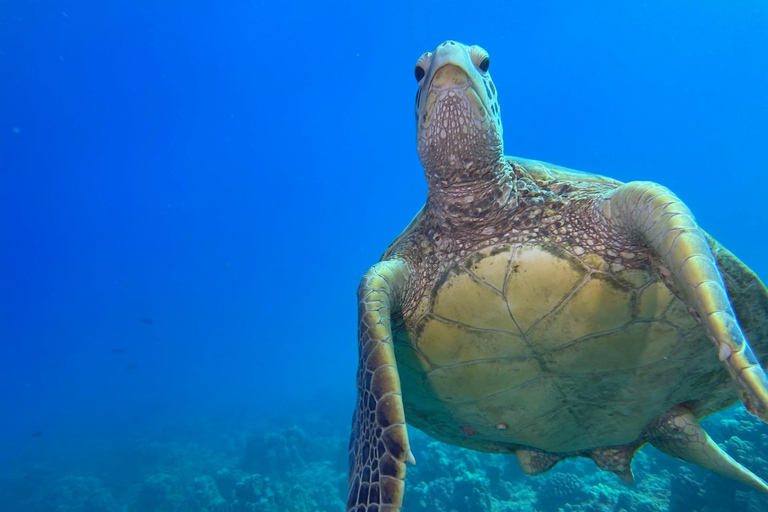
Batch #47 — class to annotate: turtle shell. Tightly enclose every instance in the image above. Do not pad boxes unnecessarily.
[394,242,768,454]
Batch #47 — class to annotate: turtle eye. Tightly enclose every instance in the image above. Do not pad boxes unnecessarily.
[414,52,431,82]
[469,45,490,73]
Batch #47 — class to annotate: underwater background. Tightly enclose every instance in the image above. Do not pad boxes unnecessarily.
[2,1,768,511]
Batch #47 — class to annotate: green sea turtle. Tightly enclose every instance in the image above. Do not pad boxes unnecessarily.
[347,41,768,511]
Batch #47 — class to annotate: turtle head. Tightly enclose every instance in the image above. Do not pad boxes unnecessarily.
[415,41,504,186]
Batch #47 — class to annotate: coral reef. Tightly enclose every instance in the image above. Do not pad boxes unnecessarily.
[1,406,767,511]
[533,472,589,510]
[133,473,186,512]
[0,473,120,512]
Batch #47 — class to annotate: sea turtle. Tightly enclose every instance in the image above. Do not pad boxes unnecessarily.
[347,41,768,511]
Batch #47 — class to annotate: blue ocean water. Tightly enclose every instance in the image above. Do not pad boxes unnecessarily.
[1,1,767,511]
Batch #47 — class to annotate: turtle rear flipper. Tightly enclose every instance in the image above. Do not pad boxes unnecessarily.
[600,181,768,422]
[348,261,413,512]
[647,405,768,493]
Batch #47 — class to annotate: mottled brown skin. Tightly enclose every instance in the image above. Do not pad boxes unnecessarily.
[347,41,768,512]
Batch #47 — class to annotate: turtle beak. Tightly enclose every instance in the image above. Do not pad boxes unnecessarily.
[421,42,486,102]
[420,62,490,133]
[430,64,471,91]
[417,46,491,130]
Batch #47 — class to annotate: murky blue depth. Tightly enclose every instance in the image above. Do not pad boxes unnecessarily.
[1,2,767,511]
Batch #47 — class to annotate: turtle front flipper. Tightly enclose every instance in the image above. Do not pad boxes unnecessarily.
[348,260,413,512]
[599,181,768,422]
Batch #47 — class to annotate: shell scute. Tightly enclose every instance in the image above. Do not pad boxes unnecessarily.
[504,246,588,331]
[416,317,529,366]
[427,357,542,404]
[465,244,513,291]
[529,273,634,351]
[542,322,679,374]
[431,265,517,331]
[637,280,675,319]
[462,377,566,441]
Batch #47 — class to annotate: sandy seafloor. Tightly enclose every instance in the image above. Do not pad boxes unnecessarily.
[1,404,767,512]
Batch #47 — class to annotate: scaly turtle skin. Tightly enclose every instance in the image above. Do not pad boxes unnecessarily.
[347,41,768,511]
